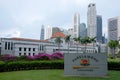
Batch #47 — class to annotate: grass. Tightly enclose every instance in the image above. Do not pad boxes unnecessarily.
[0,70,120,80]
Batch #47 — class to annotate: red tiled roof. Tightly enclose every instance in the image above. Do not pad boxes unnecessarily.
[11,37,49,43]
[51,32,66,38]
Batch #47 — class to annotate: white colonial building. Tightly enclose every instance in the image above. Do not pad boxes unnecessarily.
[0,32,107,56]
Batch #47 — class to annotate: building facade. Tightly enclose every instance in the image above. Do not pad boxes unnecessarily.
[73,13,80,38]
[80,23,87,38]
[97,15,102,43]
[40,25,45,40]
[87,3,97,38]
[52,27,61,35]
[108,16,120,54]
[0,37,101,56]
[108,17,120,41]
[44,25,53,40]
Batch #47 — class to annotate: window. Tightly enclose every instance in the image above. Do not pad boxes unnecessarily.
[33,48,35,51]
[28,48,31,51]
[19,47,22,51]
[11,42,13,50]
[24,53,26,56]
[33,53,35,56]
[5,42,7,50]
[29,53,31,56]
[19,53,21,56]
[8,42,10,50]
[24,48,26,51]
[40,45,41,50]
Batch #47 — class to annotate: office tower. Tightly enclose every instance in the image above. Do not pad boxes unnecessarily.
[52,27,61,35]
[44,25,52,40]
[108,17,120,41]
[97,15,102,43]
[87,3,97,38]
[73,13,80,38]
[40,25,45,40]
[79,23,87,38]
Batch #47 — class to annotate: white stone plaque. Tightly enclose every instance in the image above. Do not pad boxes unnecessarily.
[64,53,108,77]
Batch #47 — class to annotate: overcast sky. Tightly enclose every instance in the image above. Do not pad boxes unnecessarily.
[0,0,120,39]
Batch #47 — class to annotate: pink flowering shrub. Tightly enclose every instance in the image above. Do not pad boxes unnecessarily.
[0,52,64,61]
[0,54,17,62]
[51,52,64,60]
[34,53,52,60]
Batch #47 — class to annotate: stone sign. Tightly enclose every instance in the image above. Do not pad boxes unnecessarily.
[64,53,108,77]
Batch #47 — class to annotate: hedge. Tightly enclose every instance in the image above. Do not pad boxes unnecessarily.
[108,59,120,70]
[0,60,64,72]
[0,61,5,72]
[0,60,120,72]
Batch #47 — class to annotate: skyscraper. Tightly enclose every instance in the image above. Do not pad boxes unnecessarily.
[52,27,61,35]
[44,25,52,40]
[87,3,97,38]
[40,25,45,40]
[79,23,87,38]
[73,13,80,38]
[97,15,102,43]
[108,17,120,41]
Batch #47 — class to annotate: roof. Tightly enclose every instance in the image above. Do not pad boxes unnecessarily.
[11,37,49,43]
[51,32,66,38]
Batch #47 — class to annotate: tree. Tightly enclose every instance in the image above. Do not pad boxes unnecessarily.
[55,37,63,51]
[73,37,81,53]
[65,35,71,54]
[90,37,96,53]
[108,40,118,58]
[81,36,91,53]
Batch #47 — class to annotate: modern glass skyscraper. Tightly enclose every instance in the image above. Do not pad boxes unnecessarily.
[40,25,44,40]
[97,15,102,43]
[87,3,97,38]
[79,23,87,38]
[108,17,120,41]
[73,13,80,38]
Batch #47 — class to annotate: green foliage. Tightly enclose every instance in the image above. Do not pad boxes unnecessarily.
[108,58,120,70]
[108,40,119,58]
[17,55,28,60]
[65,35,71,43]
[0,60,64,72]
[55,37,63,51]
[0,61,5,72]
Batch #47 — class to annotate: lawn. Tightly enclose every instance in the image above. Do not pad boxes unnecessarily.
[0,70,120,80]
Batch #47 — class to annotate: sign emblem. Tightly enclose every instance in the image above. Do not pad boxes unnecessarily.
[80,59,90,66]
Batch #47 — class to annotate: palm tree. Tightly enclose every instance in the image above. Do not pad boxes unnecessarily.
[81,36,91,53]
[73,36,81,53]
[55,37,63,51]
[65,35,71,54]
[90,37,96,53]
[108,40,118,58]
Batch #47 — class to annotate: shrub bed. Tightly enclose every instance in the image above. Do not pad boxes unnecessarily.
[0,61,5,72]
[0,60,64,72]
[108,59,120,70]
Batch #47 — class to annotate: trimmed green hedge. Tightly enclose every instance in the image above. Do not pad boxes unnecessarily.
[0,59,120,72]
[108,59,120,70]
[0,61,5,72]
[0,60,64,72]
